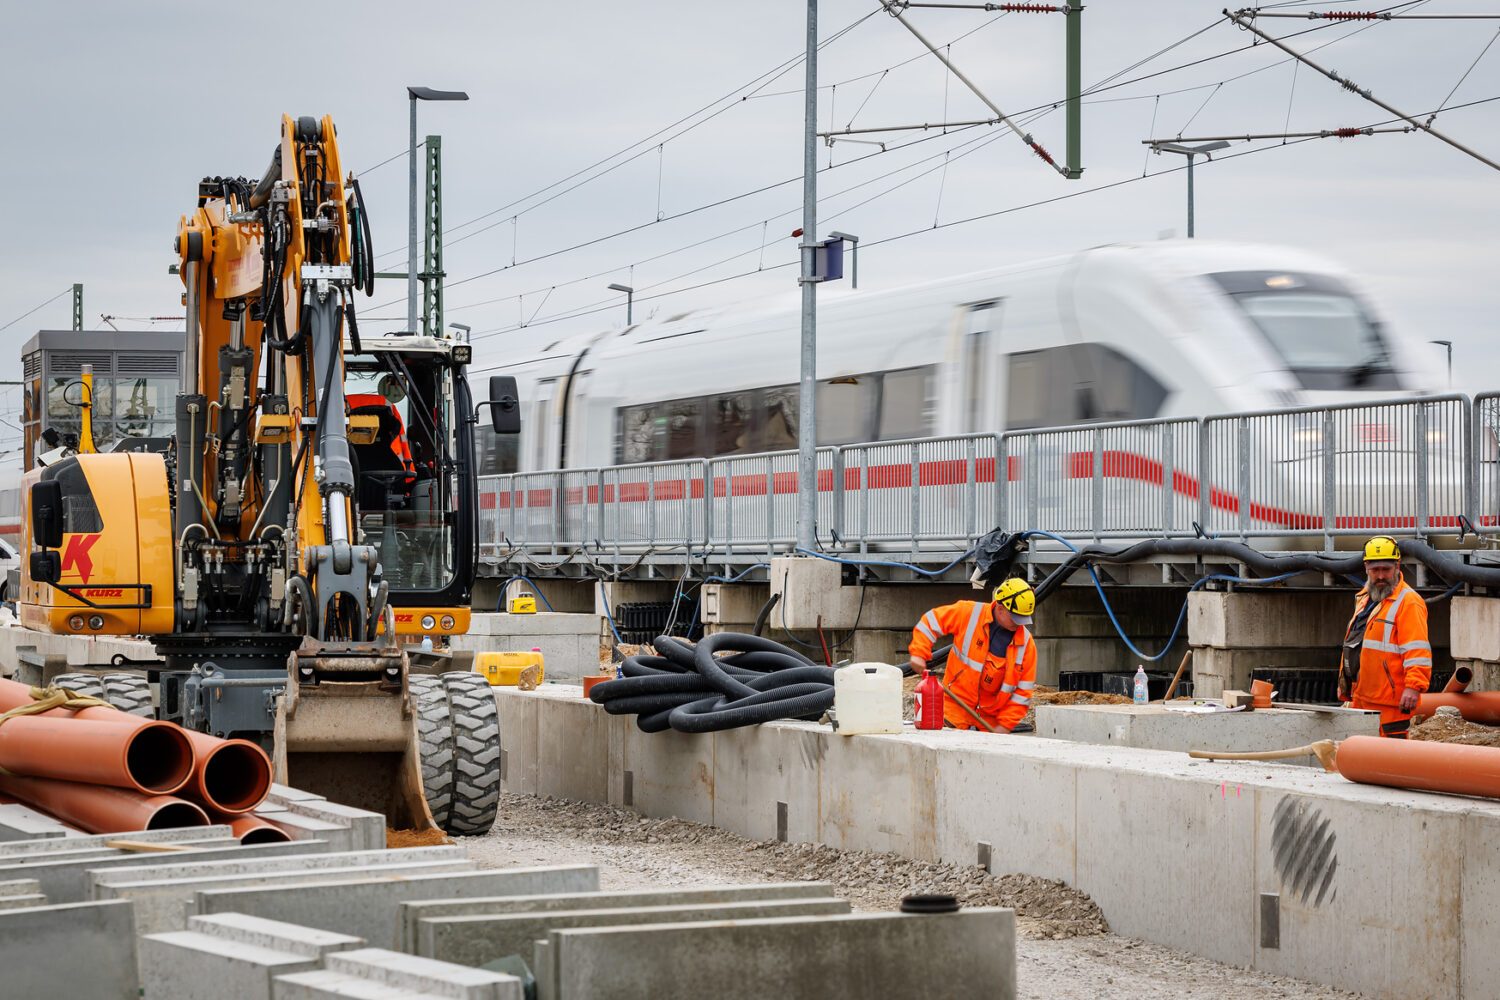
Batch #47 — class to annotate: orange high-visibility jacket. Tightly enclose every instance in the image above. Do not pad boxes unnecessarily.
[909,600,1037,732]
[1345,577,1431,711]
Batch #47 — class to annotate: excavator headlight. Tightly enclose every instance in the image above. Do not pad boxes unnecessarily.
[68,615,85,631]
[440,615,456,630]
[451,345,472,365]
[88,615,104,631]
[421,614,437,630]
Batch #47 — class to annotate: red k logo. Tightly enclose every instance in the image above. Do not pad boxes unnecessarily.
[60,533,101,584]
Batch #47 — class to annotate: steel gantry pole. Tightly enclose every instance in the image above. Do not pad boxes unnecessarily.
[408,95,419,335]
[797,0,819,552]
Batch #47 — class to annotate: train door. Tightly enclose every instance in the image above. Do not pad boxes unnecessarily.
[941,300,1004,434]
[530,378,558,471]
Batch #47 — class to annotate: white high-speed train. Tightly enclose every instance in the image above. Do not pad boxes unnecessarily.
[472,240,1442,477]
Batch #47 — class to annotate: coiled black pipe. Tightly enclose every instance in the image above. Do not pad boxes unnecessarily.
[589,632,835,734]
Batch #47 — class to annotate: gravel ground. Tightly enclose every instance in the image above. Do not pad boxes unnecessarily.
[468,792,1368,999]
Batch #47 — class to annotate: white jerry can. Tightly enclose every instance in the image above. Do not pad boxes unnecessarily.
[832,662,905,735]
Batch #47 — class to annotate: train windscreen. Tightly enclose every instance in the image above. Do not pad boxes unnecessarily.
[1208,270,1401,391]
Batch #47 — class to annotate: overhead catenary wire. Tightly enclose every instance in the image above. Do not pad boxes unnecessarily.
[0,286,73,334]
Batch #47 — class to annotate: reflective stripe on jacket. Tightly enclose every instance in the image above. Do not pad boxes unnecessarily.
[909,600,1037,732]
[1345,578,1431,712]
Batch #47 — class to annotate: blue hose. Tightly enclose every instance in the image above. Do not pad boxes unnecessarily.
[497,576,554,612]
[792,546,977,577]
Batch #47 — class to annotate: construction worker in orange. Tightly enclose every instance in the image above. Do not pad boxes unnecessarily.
[908,578,1038,733]
[1339,536,1432,739]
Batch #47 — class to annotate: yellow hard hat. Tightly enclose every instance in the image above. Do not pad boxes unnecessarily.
[992,578,1036,620]
[1363,536,1400,562]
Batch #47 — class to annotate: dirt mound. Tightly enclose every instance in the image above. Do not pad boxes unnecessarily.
[1412,712,1500,747]
[386,827,452,848]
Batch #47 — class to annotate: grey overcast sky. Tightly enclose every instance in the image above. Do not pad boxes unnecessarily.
[3,0,1498,429]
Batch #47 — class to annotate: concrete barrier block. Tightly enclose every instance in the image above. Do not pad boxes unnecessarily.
[0,900,137,999]
[421,898,851,967]
[0,878,40,896]
[267,784,327,803]
[550,908,1015,999]
[818,732,937,860]
[5,837,330,904]
[1188,591,1349,649]
[189,912,365,959]
[712,723,821,843]
[1076,763,1256,968]
[0,893,46,909]
[1249,785,1464,1000]
[1451,596,1500,662]
[92,846,460,892]
[1035,703,1379,761]
[1461,810,1500,999]
[494,686,540,797]
[266,813,361,852]
[535,697,611,803]
[620,723,714,825]
[280,800,386,853]
[140,930,322,1000]
[397,882,837,953]
[931,738,1078,887]
[196,866,601,950]
[0,824,235,857]
[326,948,522,999]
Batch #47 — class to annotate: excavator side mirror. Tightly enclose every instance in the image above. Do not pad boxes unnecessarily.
[30,481,64,549]
[29,551,60,586]
[488,376,521,435]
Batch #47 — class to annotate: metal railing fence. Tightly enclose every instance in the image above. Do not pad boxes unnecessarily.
[476,392,1494,567]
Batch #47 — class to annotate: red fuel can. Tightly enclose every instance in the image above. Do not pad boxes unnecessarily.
[913,670,945,730]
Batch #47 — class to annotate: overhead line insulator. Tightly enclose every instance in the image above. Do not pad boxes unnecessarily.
[1314,11,1390,20]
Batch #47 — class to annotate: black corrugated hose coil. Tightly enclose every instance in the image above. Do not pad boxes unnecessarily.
[588,633,836,734]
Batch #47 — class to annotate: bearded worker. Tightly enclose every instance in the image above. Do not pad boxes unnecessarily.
[1339,536,1432,739]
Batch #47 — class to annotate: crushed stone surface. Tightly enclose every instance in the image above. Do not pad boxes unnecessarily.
[468,792,1368,999]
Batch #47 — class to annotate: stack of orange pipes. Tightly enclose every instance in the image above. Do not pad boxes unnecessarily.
[0,677,281,841]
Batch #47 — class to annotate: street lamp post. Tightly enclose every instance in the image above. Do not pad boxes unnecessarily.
[407,86,468,335]
[1430,339,1453,388]
[607,283,634,325]
[1149,140,1229,237]
[826,231,859,289]
[449,322,471,342]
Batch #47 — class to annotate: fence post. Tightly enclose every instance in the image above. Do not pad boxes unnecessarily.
[699,459,711,555]
[1197,422,1211,534]
[859,448,871,558]
[1415,404,1430,536]
[1466,396,1478,532]
[996,434,1008,533]
[648,465,658,549]
[833,447,846,545]
[1092,427,1104,543]
[965,436,978,542]
[1026,435,1039,532]
[1236,418,1251,539]
[765,459,775,561]
[910,442,922,556]
[1161,425,1175,537]
[1321,410,1336,551]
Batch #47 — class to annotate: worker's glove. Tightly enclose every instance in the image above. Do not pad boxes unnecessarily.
[1398,687,1420,714]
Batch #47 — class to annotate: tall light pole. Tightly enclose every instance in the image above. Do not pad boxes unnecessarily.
[1430,339,1453,388]
[408,86,468,334]
[607,283,634,325]
[1149,140,1228,237]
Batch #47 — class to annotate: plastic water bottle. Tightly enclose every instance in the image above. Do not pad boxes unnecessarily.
[1133,665,1149,705]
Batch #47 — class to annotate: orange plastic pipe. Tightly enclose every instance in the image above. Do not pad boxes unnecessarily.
[0,774,209,833]
[0,677,159,730]
[227,814,291,844]
[181,731,272,814]
[0,716,192,794]
[1416,691,1500,724]
[1336,735,1500,798]
[1442,665,1474,694]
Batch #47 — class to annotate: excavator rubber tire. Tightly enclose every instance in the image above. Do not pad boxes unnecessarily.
[101,673,155,717]
[51,672,105,700]
[442,672,501,836]
[410,675,455,831]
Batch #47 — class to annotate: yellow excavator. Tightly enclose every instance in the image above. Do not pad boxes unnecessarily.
[18,115,520,834]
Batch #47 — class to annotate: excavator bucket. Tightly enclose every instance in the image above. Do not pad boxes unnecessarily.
[272,637,437,833]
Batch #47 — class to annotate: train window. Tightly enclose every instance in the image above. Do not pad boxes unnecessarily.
[618,403,658,464]
[472,425,519,476]
[816,379,875,446]
[762,387,799,451]
[665,398,704,460]
[1006,345,1166,429]
[878,367,934,440]
[713,393,756,455]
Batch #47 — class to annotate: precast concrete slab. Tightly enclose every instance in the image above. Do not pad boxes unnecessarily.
[90,846,461,893]
[0,824,235,857]
[101,859,478,935]
[0,892,46,909]
[0,899,138,999]
[189,912,366,959]
[0,801,71,840]
[547,908,1016,1000]
[0,877,40,896]
[140,930,325,1000]
[1034,703,1378,761]
[395,882,837,953]
[324,949,522,999]
[418,898,850,967]
[498,684,1500,1000]
[11,837,331,903]
[196,866,601,949]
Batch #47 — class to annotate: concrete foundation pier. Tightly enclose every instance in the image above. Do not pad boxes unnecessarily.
[1449,596,1500,689]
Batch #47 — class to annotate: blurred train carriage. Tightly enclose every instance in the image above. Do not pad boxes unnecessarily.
[469,241,1462,556]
